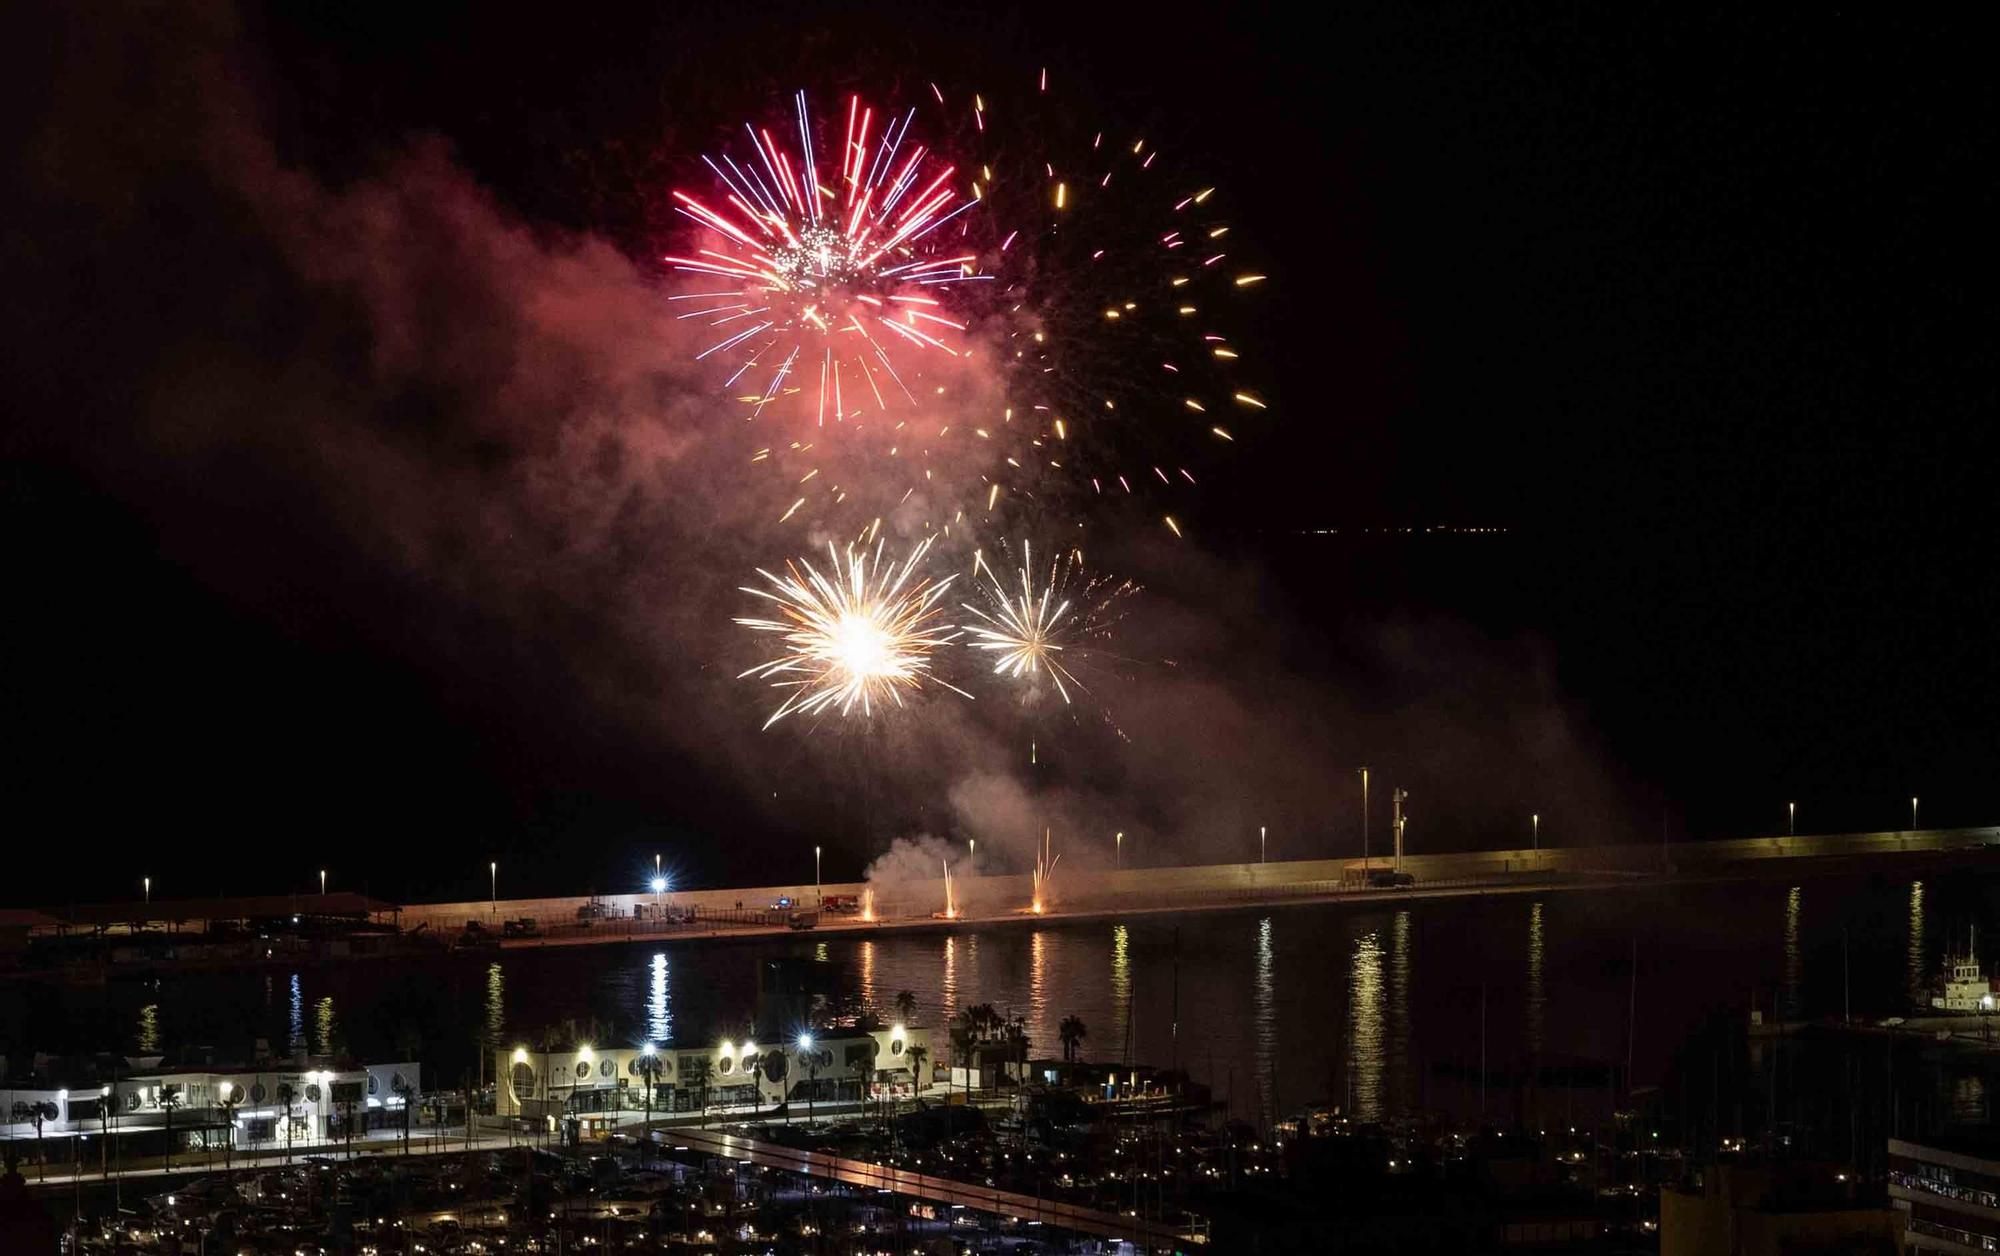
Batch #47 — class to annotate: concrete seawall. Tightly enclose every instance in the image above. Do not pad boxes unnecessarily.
[395,825,1998,936]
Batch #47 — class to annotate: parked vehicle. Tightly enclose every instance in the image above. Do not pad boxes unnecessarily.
[502,917,541,938]
[787,910,819,931]
[823,894,862,915]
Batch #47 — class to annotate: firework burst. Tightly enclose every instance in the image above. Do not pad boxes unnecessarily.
[668,92,986,430]
[960,540,1136,703]
[736,534,970,727]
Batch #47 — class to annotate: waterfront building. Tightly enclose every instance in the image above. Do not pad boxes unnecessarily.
[1,1056,420,1163]
[1890,1134,2000,1254]
[492,1025,934,1127]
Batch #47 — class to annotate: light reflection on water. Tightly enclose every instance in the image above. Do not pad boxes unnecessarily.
[1028,931,1051,1058]
[1783,886,1803,1019]
[1528,901,1546,1059]
[1109,924,1131,1066]
[1348,929,1385,1122]
[1907,881,1926,1011]
[646,953,669,1045]
[288,973,303,1053]
[1254,916,1277,1130]
[314,995,337,1057]
[1390,910,1411,1117]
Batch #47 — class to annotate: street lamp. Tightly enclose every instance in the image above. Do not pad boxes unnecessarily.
[319,869,326,897]
[143,876,150,905]
[1115,831,1123,871]
[489,861,497,914]
[1259,825,1267,864]
[1912,796,1920,830]
[814,845,822,904]
[1787,801,1796,837]
[1532,813,1540,850]
[1359,767,1371,872]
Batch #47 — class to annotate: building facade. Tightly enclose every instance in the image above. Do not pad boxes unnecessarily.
[1890,1135,2000,1254]
[492,1025,934,1122]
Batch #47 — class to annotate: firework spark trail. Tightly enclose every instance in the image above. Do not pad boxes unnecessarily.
[735,534,971,727]
[959,540,1137,704]
[668,93,982,430]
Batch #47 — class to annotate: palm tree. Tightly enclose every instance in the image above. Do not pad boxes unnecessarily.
[681,1056,713,1128]
[895,990,918,1024]
[276,1083,295,1164]
[1059,1016,1087,1063]
[906,1044,929,1093]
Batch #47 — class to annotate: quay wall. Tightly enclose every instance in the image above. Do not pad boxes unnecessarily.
[395,826,1997,932]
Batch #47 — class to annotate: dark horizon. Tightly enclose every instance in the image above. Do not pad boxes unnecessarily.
[3,3,1993,907]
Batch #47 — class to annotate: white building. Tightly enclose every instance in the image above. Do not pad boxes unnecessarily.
[492,1025,934,1124]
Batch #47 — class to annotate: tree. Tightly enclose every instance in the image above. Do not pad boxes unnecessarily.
[158,1085,182,1171]
[906,1044,929,1093]
[1059,1016,1088,1063]
[895,990,918,1024]
[681,1056,713,1128]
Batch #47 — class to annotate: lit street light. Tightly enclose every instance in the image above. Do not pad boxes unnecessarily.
[1115,831,1123,871]
[1912,796,1920,830]
[1532,813,1540,850]
[1359,767,1371,872]
[1787,801,1796,837]
[1260,825,1267,864]
[319,869,326,897]
[814,845,822,904]
[143,876,150,905]
[489,861,497,914]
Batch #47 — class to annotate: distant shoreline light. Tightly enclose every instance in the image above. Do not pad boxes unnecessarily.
[1301,525,1511,535]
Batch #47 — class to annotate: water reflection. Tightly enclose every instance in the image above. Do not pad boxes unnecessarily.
[858,941,876,1017]
[1254,917,1277,1130]
[314,996,337,1057]
[1907,881,1927,1011]
[1782,886,1803,1018]
[1348,930,1385,1122]
[484,962,506,1051]
[1109,924,1131,1065]
[1028,931,1051,1058]
[137,1004,160,1054]
[646,954,670,1045]
[289,974,304,1053]
[1390,910,1411,1117]
[941,936,958,1022]
[1528,901,1546,1058]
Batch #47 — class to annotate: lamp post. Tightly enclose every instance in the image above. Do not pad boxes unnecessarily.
[489,862,497,914]
[1259,825,1266,864]
[1115,831,1123,871]
[1359,767,1371,872]
[814,846,822,905]
[1788,801,1796,837]
[319,869,326,897]
[143,876,150,905]
[1912,797,1920,831]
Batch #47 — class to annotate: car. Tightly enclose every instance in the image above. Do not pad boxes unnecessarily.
[1367,869,1416,888]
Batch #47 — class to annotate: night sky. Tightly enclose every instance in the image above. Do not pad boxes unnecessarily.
[2,3,1993,906]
